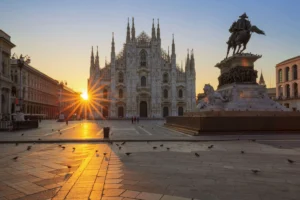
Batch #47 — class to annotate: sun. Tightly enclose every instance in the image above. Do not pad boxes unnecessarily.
[81,91,88,101]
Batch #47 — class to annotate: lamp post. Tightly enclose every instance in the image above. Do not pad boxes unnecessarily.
[15,54,30,121]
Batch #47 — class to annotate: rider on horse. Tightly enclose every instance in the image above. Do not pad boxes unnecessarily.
[227,13,251,45]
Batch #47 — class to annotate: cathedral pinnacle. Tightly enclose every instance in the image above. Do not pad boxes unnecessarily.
[111,32,115,54]
[157,18,160,40]
[95,46,100,69]
[152,18,156,40]
[90,46,94,68]
[126,17,131,43]
[259,70,266,86]
[131,17,135,41]
[172,34,175,55]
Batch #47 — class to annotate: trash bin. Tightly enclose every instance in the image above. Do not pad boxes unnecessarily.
[103,127,110,138]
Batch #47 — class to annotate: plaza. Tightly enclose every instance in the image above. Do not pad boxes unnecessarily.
[0,120,300,200]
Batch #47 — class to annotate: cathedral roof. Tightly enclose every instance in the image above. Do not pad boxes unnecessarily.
[137,31,151,44]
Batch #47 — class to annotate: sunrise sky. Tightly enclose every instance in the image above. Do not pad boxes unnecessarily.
[1,0,300,94]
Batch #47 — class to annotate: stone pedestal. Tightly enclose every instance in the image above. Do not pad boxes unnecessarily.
[198,53,288,112]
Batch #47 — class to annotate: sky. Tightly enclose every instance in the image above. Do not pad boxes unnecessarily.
[1,0,300,94]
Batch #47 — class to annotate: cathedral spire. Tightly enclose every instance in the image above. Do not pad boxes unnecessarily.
[185,49,190,71]
[259,69,266,86]
[126,17,131,43]
[131,17,135,41]
[190,49,195,72]
[90,46,94,68]
[111,32,115,54]
[151,18,156,40]
[157,18,160,40]
[168,46,170,62]
[95,46,100,69]
[171,34,176,56]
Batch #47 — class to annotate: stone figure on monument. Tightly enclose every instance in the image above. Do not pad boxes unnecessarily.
[226,13,265,58]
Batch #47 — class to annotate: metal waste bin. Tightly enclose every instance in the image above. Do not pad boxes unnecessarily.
[103,127,110,138]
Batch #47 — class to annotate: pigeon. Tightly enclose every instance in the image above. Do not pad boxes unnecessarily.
[119,147,122,150]
[21,133,24,136]
[95,150,98,153]
[15,143,18,146]
[241,151,245,154]
[153,146,157,150]
[27,146,32,151]
[116,144,119,147]
[251,169,260,174]
[59,132,62,135]
[13,156,18,161]
[62,146,66,150]
[58,144,62,147]
[195,152,200,157]
[121,142,126,145]
[52,129,54,131]
[208,145,214,149]
[103,153,107,156]
[72,147,76,151]
[67,165,71,169]
[160,144,164,147]
[125,152,132,156]
[251,139,256,142]
[96,153,99,157]
[287,159,295,164]
[38,138,41,141]
[166,147,170,151]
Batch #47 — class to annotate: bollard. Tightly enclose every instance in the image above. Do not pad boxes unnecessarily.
[103,127,110,139]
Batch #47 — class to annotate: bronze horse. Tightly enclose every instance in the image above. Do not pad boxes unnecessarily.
[226,23,265,58]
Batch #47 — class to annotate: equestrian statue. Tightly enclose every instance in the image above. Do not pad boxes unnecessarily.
[226,13,265,58]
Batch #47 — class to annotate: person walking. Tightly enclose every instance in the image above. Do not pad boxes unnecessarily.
[131,116,133,124]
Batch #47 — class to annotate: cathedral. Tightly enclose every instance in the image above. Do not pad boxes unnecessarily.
[87,18,196,119]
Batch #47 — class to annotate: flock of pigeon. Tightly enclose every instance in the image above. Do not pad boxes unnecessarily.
[11,131,297,176]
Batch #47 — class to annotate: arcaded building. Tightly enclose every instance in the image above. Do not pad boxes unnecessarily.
[276,56,300,111]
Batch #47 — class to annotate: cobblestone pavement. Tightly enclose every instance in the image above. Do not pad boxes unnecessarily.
[0,140,299,200]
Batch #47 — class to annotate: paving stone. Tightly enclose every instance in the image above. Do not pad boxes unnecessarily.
[161,195,191,200]
[136,192,163,200]
[120,190,140,198]
[103,189,125,197]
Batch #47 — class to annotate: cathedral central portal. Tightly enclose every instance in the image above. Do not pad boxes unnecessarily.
[140,101,147,118]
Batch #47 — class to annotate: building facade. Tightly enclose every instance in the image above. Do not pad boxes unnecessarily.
[59,82,82,120]
[0,30,15,120]
[88,18,196,118]
[10,59,59,119]
[276,56,300,111]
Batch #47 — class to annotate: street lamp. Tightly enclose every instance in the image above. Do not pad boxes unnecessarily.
[15,54,30,121]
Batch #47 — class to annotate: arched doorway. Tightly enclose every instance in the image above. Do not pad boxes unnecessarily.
[103,106,109,118]
[140,101,147,117]
[178,107,184,116]
[163,107,169,117]
[118,107,124,118]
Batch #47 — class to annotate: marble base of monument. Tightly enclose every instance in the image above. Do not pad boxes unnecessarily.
[166,111,300,134]
[166,53,300,134]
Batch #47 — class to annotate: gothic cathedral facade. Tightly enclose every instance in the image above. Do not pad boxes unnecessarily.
[88,18,196,119]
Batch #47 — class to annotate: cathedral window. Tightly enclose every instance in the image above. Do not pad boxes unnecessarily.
[118,72,124,83]
[178,89,183,98]
[140,50,147,67]
[163,73,169,83]
[141,76,146,87]
[103,89,108,99]
[163,89,168,99]
[119,89,123,98]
